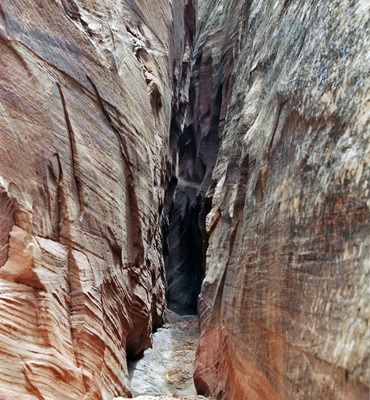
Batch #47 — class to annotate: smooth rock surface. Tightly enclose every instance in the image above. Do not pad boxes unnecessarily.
[191,0,370,399]
[0,0,194,399]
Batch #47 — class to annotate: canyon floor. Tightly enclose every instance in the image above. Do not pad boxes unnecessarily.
[115,314,210,400]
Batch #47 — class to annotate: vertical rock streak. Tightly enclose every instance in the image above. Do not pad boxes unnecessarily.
[57,83,85,216]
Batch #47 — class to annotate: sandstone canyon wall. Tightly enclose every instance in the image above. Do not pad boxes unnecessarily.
[0,0,369,399]
[0,0,194,398]
[192,0,370,399]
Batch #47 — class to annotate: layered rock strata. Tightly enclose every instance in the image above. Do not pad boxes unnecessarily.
[1,0,369,399]
[0,0,194,398]
[192,1,370,399]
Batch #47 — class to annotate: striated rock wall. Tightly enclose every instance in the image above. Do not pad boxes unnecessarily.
[0,0,194,398]
[1,0,369,399]
[193,0,370,399]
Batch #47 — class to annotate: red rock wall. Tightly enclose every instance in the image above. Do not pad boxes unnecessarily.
[192,0,370,399]
[1,1,369,399]
[0,0,193,398]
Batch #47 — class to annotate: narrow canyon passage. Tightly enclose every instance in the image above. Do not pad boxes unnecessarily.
[117,314,210,400]
[0,0,368,399]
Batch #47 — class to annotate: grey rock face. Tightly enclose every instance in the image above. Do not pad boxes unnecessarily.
[192,1,370,399]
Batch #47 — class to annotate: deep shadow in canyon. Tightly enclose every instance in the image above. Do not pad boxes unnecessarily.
[164,190,204,315]
[163,45,234,316]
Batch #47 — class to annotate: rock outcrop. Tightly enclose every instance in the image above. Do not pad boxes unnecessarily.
[191,1,370,399]
[0,0,194,398]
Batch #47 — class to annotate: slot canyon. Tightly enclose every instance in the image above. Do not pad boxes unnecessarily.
[0,0,369,399]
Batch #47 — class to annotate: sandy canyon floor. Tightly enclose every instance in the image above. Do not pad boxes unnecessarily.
[115,315,211,400]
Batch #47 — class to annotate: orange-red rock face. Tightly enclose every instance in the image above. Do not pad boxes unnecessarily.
[0,0,193,398]
[192,0,370,399]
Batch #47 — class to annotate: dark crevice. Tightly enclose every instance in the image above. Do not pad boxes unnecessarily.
[53,153,63,241]
[0,187,15,268]
[61,0,80,20]
[22,363,46,400]
[87,75,144,266]
[66,249,80,371]
[163,30,234,316]
[165,193,204,315]
[57,82,85,216]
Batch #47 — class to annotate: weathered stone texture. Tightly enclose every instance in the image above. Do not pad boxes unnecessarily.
[193,0,370,399]
[0,0,193,398]
[1,0,369,399]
